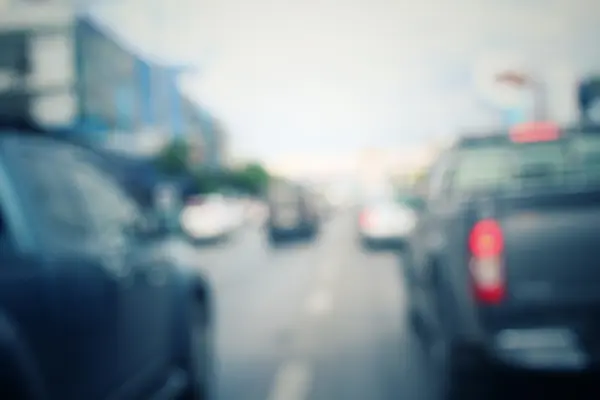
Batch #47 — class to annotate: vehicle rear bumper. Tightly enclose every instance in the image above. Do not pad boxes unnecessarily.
[474,304,600,372]
[186,228,231,242]
[269,223,315,237]
[359,233,407,249]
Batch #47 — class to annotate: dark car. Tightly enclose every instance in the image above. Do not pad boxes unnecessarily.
[0,132,212,400]
[404,122,600,399]
[266,179,319,244]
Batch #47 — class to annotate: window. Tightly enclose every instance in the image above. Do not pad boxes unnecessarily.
[16,142,90,239]
[451,134,600,192]
[427,152,453,202]
[0,208,9,252]
[452,148,513,191]
[68,156,140,234]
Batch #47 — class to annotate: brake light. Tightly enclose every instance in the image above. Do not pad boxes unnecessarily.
[468,219,505,304]
[509,122,560,143]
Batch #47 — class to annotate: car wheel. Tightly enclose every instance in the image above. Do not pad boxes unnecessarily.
[434,339,495,400]
[180,303,213,400]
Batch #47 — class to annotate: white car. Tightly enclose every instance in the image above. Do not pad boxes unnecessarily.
[358,199,417,249]
[180,196,238,241]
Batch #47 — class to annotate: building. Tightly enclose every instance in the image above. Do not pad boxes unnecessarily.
[211,118,229,168]
[0,4,192,153]
[0,0,78,127]
[181,95,206,168]
[76,15,190,155]
[0,5,230,170]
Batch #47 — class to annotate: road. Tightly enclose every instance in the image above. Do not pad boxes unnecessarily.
[189,212,598,400]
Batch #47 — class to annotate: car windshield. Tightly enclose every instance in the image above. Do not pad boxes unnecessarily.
[395,193,422,209]
[452,134,600,192]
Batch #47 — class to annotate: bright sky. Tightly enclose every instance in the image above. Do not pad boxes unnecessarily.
[92,0,600,161]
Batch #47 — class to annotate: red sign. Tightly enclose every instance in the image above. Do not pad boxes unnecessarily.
[509,122,560,143]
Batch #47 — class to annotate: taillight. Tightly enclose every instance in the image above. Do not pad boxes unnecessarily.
[468,219,505,304]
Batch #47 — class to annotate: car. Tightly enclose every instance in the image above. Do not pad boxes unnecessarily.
[0,132,213,400]
[180,194,240,243]
[404,122,600,399]
[266,179,319,245]
[357,195,418,250]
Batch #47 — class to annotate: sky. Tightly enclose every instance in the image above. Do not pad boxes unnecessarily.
[91,0,600,161]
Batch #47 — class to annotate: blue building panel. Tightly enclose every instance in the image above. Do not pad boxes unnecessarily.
[196,109,220,168]
[136,59,154,126]
[166,69,183,138]
[73,15,211,157]
[76,16,138,139]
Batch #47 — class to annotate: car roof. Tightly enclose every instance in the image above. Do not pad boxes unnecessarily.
[455,123,600,150]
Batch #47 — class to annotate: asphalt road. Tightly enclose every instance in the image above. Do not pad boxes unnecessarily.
[190,212,599,400]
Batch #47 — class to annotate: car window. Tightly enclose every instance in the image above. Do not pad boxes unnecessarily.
[68,156,141,233]
[14,141,91,243]
[452,134,600,192]
[0,208,10,253]
[427,152,453,202]
[452,148,513,191]
[395,194,422,210]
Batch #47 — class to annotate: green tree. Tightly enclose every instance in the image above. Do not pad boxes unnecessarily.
[156,138,189,175]
[230,163,270,195]
[192,167,222,194]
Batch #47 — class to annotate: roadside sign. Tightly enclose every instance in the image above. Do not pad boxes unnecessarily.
[473,52,531,109]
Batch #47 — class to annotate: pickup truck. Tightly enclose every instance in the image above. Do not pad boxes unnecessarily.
[405,122,600,399]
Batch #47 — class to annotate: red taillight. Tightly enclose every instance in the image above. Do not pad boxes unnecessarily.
[468,219,505,304]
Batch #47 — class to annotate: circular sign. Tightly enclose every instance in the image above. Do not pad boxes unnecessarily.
[473,52,531,108]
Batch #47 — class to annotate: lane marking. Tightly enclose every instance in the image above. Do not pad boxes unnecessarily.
[267,360,312,400]
[305,289,333,316]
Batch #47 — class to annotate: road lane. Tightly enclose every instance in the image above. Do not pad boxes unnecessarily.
[285,236,434,400]
[206,213,600,400]
[214,213,352,400]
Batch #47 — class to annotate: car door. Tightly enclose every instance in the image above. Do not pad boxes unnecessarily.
[411,153,452,277]
[65,152,172,394]
[409,152,455,331]
[4,137,121,400]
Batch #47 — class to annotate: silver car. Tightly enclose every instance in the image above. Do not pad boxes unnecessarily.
[358,196,418,250]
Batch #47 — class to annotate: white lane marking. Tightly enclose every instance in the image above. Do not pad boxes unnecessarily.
[267,360,312,400]
[305,289,333,316]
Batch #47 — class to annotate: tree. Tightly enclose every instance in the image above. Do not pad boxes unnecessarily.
[156,138,189,175]
[227,163,270,195]
[192,167,222,194]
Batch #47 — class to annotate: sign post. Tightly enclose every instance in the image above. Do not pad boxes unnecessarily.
[473,52,537,127]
